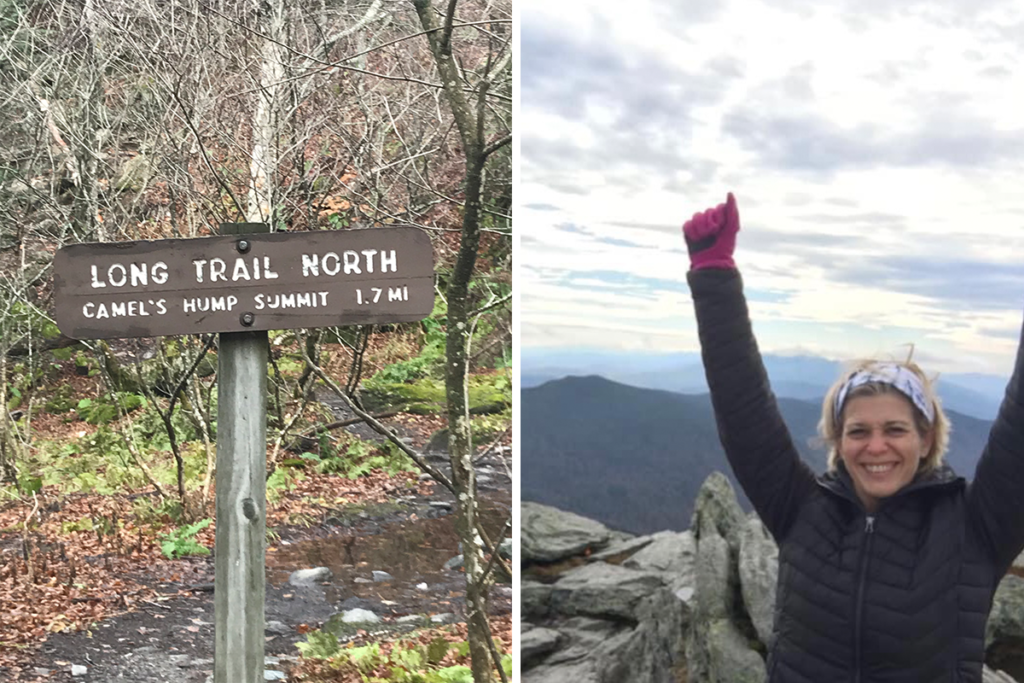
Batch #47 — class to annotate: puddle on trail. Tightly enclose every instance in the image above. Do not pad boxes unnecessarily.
[266,497,510,615]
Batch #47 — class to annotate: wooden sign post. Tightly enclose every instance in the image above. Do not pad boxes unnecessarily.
[52,225,435,683]
[214,222,269,683]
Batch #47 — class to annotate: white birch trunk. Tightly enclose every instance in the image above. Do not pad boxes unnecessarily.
[246,0,287,225]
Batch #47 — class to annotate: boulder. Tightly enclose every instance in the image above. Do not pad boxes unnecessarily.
[522,580,556,620]
[549,562,666,622]
[519,475,1024,682]
[524,618,618,679]
[698,619,766,683]
[691,472,745,548]
[522,626,563,668]
[738,516,778,644]
[589,534,657,563]
[288,567,332,586]
[989,574,1024,648]
[686,475,767,683]
[694,532,733,621]
[340,608,380,624]
[522,510,687,682]
[522,501,615,563]
[624,530,696,594]
[983,665,1019,682]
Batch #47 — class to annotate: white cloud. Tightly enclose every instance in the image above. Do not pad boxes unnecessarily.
[520,0,1024,376]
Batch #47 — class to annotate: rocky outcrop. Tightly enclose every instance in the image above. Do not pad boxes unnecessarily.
[521,504,688,683]
[684,475,765,683]
[521,501,621,563]
[738,517,778,645]
[522,475,1024,683]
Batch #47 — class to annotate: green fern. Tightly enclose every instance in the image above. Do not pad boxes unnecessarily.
[159,518,211,559]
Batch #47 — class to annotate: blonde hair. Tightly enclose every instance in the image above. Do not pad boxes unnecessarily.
[819,356,950,473]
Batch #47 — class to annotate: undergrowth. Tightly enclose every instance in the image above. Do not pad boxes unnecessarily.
[295,629,512,683]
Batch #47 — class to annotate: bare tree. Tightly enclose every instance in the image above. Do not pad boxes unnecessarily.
[1,2,511,673]
[412,1,511,680]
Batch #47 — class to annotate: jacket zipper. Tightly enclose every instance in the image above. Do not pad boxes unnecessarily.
[853,515,876,683]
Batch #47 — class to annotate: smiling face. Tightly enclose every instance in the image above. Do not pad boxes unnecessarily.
[839,393,934,512]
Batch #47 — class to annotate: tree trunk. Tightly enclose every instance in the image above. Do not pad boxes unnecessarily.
[77,0,107,241]
[247,0,286,225]
[411,1,497,679]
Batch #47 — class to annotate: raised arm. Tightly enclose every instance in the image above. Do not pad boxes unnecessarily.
[684,194,817,541]
[965,315,1024,577]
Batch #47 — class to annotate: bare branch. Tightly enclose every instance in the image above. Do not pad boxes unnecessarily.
[297,342,456,494]
[441,0,459,55]
[482,133,511,160]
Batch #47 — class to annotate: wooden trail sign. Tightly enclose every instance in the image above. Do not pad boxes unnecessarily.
[50,224,436,683]
[53,226,434,339]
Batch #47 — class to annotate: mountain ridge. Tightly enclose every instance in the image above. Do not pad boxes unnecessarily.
[521,374,995,535]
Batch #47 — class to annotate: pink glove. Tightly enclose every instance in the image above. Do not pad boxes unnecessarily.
[682,192,740,270]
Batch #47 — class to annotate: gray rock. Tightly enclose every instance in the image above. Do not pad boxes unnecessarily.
[71,664,88,676]
[527,617,620,678]
[372,570,394,582]
[397,615,425,625]
[499,537,513,559]
[430,613,457,625]
[983,665,1019,683]
[697,618,766,683]
[425,428,449,453]
[692,472,745,548]
[289,566,332,586]
[445,555,463,570]
[550,562,665,621]
[429,501,453,510]
[521,626,563,667]
[738,516,778,644]
[265,620,292,635]
[685,483,766,683]
[522,580,556,619]
[524,658,603,683]
[522,501,614,563]
[694,532,733,621]
[33,669,52,678]
[264,671,287,681]
[988,574,1024,649]
[623,530,696,594]
[341,608,380,624]
[589,534,657,563]
[169,654,192,666]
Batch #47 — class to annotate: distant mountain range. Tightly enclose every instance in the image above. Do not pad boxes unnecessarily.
[522,350,1006,422]
[521,375,996,535]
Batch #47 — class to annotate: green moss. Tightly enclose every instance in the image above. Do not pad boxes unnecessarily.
[361,373,510,415]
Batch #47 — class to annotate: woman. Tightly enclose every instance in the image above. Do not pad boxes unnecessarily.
[683,193,1024,682]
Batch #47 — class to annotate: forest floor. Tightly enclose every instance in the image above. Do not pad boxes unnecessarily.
[0,350,512,682]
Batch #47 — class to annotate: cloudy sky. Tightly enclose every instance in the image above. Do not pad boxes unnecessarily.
[519,0,1024,376]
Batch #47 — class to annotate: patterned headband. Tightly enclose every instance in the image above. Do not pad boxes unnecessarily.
[833,364,934,425]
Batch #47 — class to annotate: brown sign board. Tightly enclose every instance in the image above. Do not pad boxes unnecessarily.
[53,227,434,339]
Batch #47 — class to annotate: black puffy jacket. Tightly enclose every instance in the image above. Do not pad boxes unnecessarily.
[688,268,1024,683]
